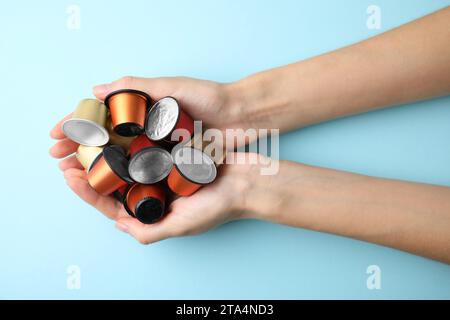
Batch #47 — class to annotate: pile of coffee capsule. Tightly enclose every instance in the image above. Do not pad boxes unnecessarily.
[62,90,218,224]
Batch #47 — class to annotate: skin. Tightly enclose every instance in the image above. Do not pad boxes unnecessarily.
[50,7,450,263]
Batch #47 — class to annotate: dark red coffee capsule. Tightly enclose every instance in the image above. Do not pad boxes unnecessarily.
[128,134,160,158]
[104,89,152,137]
[145,97,194,144]
[167,146,217,196]
[123,184,165,224]
[87,145,133,196]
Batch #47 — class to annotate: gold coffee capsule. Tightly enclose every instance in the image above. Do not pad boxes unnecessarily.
[75,145,104,172]
[62,99,109,147]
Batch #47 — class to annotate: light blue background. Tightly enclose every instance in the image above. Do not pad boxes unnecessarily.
[1,0,449,299]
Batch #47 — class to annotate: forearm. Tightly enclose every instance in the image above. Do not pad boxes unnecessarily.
[240,161,450,263]
[228,6,450,132]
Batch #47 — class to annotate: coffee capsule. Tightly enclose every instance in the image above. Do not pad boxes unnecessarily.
[87,145,133,195]
[75,145,104,172]
[112,185,128,202]
[62,99,109,146]
[145,97,194,144]
[104,89,151,137]
[123,184,165,224]
[106,118,135,154]
[167,146,217,196]
[128,134,160,158]
[85,145,125,173]
[128,137,173,184]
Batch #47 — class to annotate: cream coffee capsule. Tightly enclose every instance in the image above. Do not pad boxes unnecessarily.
[62,99,109,147]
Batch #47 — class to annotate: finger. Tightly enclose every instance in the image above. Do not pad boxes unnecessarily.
[64,167,86,180]
[50,113,72,140]
[64,169,127,220]
[115,217,174,245]
[93,76,176,102]
[49,138,79,158]
[59,155,84,171]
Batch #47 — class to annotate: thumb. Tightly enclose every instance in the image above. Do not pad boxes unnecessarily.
[93,76,181,102]
[115,216,173,245]
[93,76,153,101]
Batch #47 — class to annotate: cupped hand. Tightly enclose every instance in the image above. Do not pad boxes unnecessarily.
[49,76,259,244]
[92,76,244,132]
[51,113,252,243]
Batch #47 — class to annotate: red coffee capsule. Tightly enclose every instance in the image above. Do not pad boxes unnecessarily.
[145,97,194,144]
[128,134,160,158]
[167,146,217,196]
[104,89,152,137]
[87,145,133,196]
[123,184,166,224]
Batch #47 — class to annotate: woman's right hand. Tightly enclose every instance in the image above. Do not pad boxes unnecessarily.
[48,76,275,243]
[92,76,249,134]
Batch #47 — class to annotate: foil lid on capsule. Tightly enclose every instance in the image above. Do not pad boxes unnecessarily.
[128,147,173,184]
[62,99,109,147]
[104,89,152,137]
[145,97,194,143]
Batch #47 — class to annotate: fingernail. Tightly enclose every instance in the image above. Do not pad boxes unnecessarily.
[92,83,110,97]
[116,222,129,234]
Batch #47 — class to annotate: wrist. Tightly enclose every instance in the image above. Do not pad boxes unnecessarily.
[222,80,249,128]
[223,74,283,130]
[227,154,284,221]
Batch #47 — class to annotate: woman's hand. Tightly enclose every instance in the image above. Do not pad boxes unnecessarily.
[92,76,246,133]
[50,76,246,173]
[50,6,450,261]
[51,113,259,244]
[49,76,263,244]
[52,147,253,244]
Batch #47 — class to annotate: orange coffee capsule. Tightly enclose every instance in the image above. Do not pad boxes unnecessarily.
[167,146,217,196]
[87,145,133,195]
[123,184,166,224]
[104,89,151,137]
